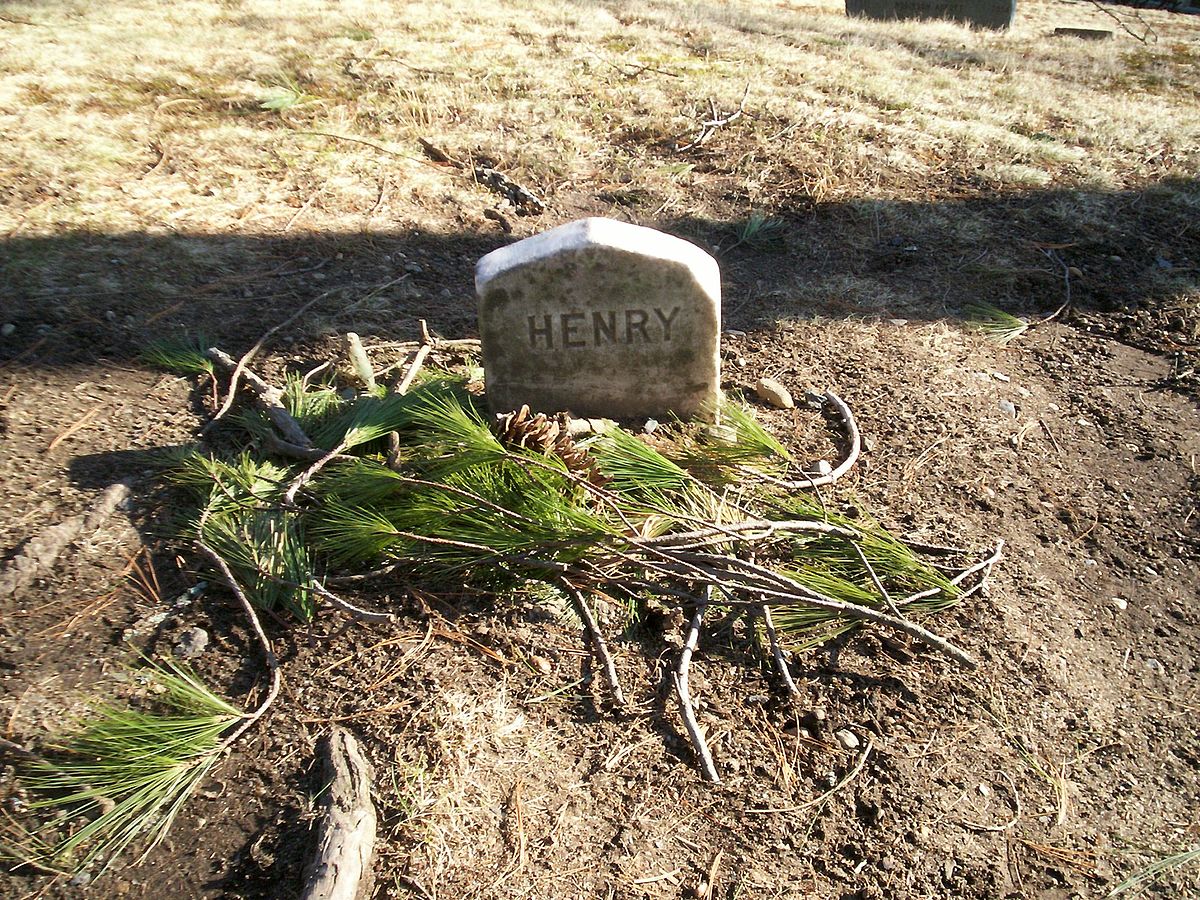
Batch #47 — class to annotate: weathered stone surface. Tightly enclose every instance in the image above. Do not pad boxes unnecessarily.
[845,0,1016,29]
[476,218,721,420]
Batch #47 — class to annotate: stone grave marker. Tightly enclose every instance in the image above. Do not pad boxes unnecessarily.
[845,0,1016,29]
[475,217,721,420]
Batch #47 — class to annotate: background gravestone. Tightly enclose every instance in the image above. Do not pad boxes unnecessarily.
[846,0,1016,29]
[476,218,721,420]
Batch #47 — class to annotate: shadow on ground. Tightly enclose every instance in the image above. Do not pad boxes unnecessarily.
[3,178,1197,373]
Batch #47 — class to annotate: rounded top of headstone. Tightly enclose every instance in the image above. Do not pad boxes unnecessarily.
[475,217,718,293]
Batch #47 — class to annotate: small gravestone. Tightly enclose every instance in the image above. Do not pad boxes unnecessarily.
[846,0,1016,29]
[475,218,721,420]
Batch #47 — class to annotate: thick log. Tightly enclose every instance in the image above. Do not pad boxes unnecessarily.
[302,728,378,900]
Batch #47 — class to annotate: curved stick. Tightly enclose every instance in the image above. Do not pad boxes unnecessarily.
[758,391,861,490]
[675,590,720,782]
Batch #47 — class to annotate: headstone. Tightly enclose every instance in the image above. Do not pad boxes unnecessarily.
[475,218,721,420]
[845,0,1016,29]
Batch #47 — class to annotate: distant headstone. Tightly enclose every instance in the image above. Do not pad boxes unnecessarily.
[846,0,1016,29]
[475,218,721,420]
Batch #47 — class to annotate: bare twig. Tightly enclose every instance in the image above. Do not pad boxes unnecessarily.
[755,391,861,490]
[762,605,801,698]
[396,330,432,396]
[204,287,343,431]
[848,540,903,618]
[195,507,281,753]
[675,589,720,782]
[1038,249,1074,324]
[284,443,346,506]
[676,84,750,152]
[206,347,314,448]
[561,580,626,707]
[310,581,395,624]
[1086,0,1156,43]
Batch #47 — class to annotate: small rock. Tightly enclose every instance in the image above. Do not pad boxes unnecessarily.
[642,418,660,435]
[991,371,1010,382]
[404,261,423,274]
[1067,266,1083,278]
[755,377,794,409]
[567,417,592,437]
[723,329,747,338]
[175,627,209,659]
[70,872,92,887]
[1146,658,1164,675]
[1112,597,1128,611]
[104,309,117,322]
[888,318,908,326]
[998,399,1018,419]
[834,729,860,751]
[978,783,991,798]
[0,323,14,337]
[1108,255,1122,262]
[529,654,553,675]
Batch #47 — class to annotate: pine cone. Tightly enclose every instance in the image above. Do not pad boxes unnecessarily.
[493,406,609,488]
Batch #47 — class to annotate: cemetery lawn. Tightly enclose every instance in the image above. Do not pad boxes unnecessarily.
[2,0,1200,896]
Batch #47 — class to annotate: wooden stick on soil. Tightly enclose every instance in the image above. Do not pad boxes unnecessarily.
[387,320,433,469]
[207,348,314,449]
[0,480,132,601]
[561,579,626,707]
[675,589,720,782]
[204,287,342,431]
[759,390,861,490]
[301,727,378,900]
[761,605,800,698]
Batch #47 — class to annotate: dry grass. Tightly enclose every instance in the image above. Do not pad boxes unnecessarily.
[3,0,1198,240]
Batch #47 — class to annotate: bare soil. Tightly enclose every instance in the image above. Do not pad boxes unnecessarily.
[3,1,1200,898]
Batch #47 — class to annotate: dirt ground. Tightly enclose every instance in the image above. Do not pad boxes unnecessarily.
[3,0,1200,898]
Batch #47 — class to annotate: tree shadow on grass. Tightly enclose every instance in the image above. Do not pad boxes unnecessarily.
[2,178,1197,375]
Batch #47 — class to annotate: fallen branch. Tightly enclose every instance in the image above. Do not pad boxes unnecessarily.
[756,391,861,490]
[387,321,432,470]
[207,347,314,449]
[561,580,625,707]
[762,605,800,698]
[675,590,720,782]
[195,509,281,752]
[676,84,750,152]
[301,728,378,900]
[204,288,342,431]
[0,480,131,600]
[418,139,545,214]
[310,581,395,624]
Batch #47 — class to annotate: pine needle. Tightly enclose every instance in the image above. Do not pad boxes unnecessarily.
[140,335,215,375]
[965,302,1030,346]
[7,659,241,874]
